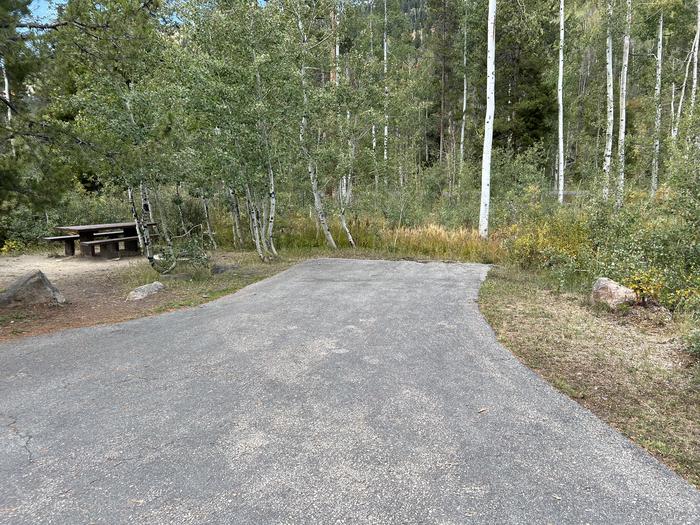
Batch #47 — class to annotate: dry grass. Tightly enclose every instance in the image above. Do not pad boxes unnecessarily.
[381,224,503,262]
[479,265,700,487]
[274,215,503,263]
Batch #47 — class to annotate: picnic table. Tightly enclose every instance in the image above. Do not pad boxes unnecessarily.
[45,222,154,258]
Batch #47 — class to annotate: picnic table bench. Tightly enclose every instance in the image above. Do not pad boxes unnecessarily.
[45,222,156,258]
[43,235,80,256]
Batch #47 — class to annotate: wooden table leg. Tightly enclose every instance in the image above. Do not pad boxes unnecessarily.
[98,242,118,258]
[79,232,95,256]
[64,239,75,256]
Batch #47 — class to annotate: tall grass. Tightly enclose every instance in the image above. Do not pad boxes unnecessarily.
[272,214,503,263]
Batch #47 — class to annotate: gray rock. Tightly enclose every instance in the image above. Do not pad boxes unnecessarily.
[126,281,165,301]
[0,270,66,307]
[591,277,636,309]
[211,263,239,275]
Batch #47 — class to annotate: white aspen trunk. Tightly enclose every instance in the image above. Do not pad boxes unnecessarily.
[265,170,278,256]
[479,0,497,239]
[369,0,374,56]
[602,0,614,201]
[245,185,265,261]
[333,2,341,88]
[616,0,632,209]
[295,9,337,250]
[140,182,155,224]
[372,123,378,190]
[671,81,676,134]
[0,56,10,125]
[339,177,355,248]
[226,186,243,248]
[129,185,153,264]
[151,188,177,274]
[651,13,664,197]
[383,0,388,164]
[201,195,217,250]
[252,51,278,257]
[672,36,696,139]
[1,56,15,157]
[557,0,566,204]
[310,160,337,249]
[690,0,699,120]
[128,186,145,252]
[459,7,467,174]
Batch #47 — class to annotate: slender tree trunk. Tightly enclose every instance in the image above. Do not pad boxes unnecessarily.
[140,182,155,224]
[151,187,176,274]
[616,0,632,209]
[460,9,467,174]
[372,123,378,190]
[1,56,15,157]
[602,0,614,201]
[245,185,265,261]
[128,186,145,252]
[479,0,497,239]
[310,160,336,249]
[331,4,340,86]
[439,0,447,164]
[226,186,243,248]
[252,53,278,257]
[201,195,217,250]
[672,36,696,139]
[557,0,566,204]
[383,0,389,164]
[651,13,664,197]
[369,0,374,56]
[671,80,676,134]
[339,174,355,248]
[690,0,699,121]
[295,10,337,249]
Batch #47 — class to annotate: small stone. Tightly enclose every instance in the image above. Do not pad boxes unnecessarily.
[0,270,66,307]
[590,277,636,310]
[126,281,165,301]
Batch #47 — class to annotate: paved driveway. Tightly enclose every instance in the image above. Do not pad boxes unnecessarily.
[1,259,698,524]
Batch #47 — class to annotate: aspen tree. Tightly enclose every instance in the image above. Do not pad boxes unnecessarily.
[479,0,497,239]
[616,0,632,209]
[557,0,565,204]
[651,13,663,197]
[602,0,614,201]
[383,0,388,164]
[459,0,468,174]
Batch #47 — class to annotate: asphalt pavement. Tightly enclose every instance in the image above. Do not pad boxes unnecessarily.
[1,258,698,524]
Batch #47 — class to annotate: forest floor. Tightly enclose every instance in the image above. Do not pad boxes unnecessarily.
[479,266,700,488]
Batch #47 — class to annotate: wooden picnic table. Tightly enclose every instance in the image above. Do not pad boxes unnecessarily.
[52,222,154,258]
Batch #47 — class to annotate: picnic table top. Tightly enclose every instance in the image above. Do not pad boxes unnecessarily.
[56,222,153,232]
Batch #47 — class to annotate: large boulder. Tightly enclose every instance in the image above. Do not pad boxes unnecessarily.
[591,277,636,310]
[126,281,165,301]
[0,270,66,307]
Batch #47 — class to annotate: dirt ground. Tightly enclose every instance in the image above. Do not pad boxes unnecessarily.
[0,254,164,340]
[0,252,290,341]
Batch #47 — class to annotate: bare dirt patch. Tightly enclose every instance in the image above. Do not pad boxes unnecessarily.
[479,265,700,488]
[0,252,291,341]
